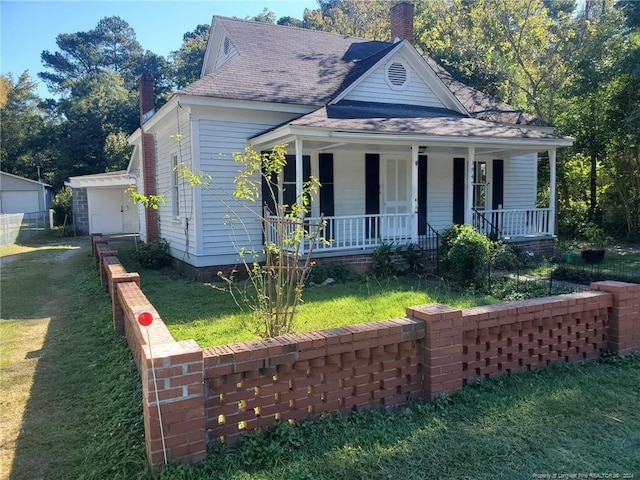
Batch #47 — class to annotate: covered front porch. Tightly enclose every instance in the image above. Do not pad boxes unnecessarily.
[250,107,572,257]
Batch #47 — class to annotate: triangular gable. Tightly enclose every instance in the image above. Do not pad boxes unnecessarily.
[201,16,231,77]
[331,40,468,115]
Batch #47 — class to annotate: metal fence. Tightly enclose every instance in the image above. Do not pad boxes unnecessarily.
[0,211,53,246]
[489,248,640,297]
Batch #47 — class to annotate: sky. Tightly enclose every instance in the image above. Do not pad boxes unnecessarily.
[0,0,318,98]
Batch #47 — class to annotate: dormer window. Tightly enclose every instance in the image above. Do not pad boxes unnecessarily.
[386,61,409,89]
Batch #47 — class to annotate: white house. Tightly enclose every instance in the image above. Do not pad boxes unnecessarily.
[128,3,573,279]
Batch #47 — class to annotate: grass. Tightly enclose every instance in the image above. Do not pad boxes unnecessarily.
[159,354,640,480]
[112,239,521,347]
[0,238,149,480]
[2,236,639,479]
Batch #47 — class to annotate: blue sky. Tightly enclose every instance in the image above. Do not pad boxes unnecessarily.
[1,0,318,98]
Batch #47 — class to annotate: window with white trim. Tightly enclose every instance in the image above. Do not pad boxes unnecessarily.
[171,153,180,218]
[473,160,487,210]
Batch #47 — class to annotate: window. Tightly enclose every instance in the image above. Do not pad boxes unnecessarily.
[261,154,310,215]
[171,153,180,218]
[472,161,487,210]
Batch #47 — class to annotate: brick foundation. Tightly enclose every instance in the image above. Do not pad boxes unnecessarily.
[91,235,640,467]
[506,237,555,257]
[171,252,377,282]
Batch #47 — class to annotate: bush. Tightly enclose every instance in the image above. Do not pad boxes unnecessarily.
[52,186,73,226]
[440,225,491,289]
[370,242,396,278]
[395,243,430,274]
[131,238,171,269]
[491,241,524,271]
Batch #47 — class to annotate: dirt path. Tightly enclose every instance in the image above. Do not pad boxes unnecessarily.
[0,239,88,480]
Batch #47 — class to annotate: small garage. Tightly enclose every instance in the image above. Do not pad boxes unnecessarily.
[0,171,53,214]
[65,171,140,235]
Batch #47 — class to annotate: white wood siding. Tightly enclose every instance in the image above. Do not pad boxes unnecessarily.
[504,153,537,209]
[344,53,446,108]
[153,106,196,256]
[196,108,299,262]
[425,154,453,232]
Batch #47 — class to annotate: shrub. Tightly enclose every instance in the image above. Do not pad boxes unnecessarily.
[491,241,524,271]
[371,242,396,278]
[395,243,429,274]
[131,238,171,269]
[440,225,491,289]
[52,186,73,226]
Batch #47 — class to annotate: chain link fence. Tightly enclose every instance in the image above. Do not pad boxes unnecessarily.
[0,211,53,246]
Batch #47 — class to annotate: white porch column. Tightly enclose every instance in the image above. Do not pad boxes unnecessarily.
[548,148,557,236]
[295,137,303,205]
[411,143,419,242]
[464,146,475,225]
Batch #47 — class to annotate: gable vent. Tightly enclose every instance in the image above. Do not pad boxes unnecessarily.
[223,36,231,55]
[387,61,408,88]
[216,34,237,69]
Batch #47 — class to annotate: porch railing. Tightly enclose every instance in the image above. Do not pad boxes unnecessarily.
[266,213,414,254]
[473,208,551,239]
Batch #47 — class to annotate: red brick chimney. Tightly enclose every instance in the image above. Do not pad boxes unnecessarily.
[138,72,159,242]
[390,2,414,44]
[139,71,155,125]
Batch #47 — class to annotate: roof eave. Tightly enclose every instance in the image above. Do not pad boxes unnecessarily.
[250,124,574,150]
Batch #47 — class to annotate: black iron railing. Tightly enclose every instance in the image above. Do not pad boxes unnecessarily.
[472,208,503,240]
[417,216,440,275]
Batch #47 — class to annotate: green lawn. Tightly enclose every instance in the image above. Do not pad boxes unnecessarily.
[112,239,530,347]
[0,239,149,480]
[3,237,639,479]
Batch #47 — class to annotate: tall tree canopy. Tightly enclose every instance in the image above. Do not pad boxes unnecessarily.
[170,24,210,90]
[36,17,172,187]
[0,72,52,181]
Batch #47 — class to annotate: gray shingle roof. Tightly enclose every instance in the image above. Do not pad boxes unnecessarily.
[260,101,565,141]
[180,17,391,106]
[181,17,547,127]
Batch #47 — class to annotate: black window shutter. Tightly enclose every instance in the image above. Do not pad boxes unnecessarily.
[492,159,504,210]
[365,154,380,215]
[418,155,427,235]
[318,153,334,217]
[453,157,465,224]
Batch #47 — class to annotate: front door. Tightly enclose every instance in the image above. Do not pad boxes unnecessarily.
[381,155,411,240]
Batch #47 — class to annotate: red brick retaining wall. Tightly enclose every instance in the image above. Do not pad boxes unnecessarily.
[91,235,640,467]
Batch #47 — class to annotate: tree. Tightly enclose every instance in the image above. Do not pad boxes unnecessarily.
[0,72,49,180]
[50,71,137,185]
[277,16,304,28]
[170,24,209,90]
[37,18,170,188]
[40,16,145,93]
[249,7,276,24]
[303,0,393,40]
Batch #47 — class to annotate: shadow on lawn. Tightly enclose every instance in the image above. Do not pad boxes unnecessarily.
[5,240,149,480]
